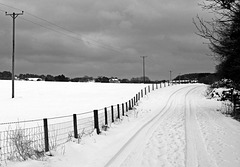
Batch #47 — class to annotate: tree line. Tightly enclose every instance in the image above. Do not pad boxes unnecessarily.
[0,71,220,84]
[0,71,168,83]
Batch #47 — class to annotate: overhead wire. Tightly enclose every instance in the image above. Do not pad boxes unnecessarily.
[24,12,124,54]
[19,17,84,42]
[0,2,126,55]
[0,3,86,44]
[0,7,5,12]
[0,6,112,53]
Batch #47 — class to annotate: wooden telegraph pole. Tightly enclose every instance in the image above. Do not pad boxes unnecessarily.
[5,11,24,98]
[140,56,147,83]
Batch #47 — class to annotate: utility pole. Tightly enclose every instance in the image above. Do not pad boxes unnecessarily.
[140,56,147,83]
[6,11,24,98]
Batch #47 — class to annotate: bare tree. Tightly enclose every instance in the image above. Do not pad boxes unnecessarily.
[194,0,240,84]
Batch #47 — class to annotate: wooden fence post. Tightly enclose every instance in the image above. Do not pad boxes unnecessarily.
[93,110,101,134]
[233,94,237,115]
[117,104,120,119]
[145,87,147,95]
[126,102,128,112]
[122,103,125,116]
[43,118,49,152]
[129,100,131,110]
[111,105,114,123]
[73,114,78,139]
[104,107,108,125]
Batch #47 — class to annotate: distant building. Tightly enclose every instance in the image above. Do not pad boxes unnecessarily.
[27,78,43,81]
[172,80,198,84]
[109,78,120,83]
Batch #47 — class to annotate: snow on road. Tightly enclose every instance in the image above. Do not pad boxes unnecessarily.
[102,84,240,167]
[4,84,240,167]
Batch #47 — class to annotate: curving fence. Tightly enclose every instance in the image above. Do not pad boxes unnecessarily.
[0,82,171,161]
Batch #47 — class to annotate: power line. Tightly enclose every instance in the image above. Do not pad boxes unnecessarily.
[0,2,21,12]
[0,6,126,64]
[1,7,84,43]
[19,17,84,42]
[14,15,108,50]
[0,2,125,55]
[0,8,5,12]
[19,17,119,52]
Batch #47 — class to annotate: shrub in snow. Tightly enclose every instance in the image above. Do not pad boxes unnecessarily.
[207,88,232,100]
[77,129,86,144]
[68,128,96,144]
[101,125,109,131]
[114,118,123,125]
[8,128,45,161]
[132,107,139,118]
[207,79,240,118]
[207,79,240,101]
[211,79,234,89]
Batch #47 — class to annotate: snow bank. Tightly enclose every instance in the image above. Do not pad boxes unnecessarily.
[207,88,232,100]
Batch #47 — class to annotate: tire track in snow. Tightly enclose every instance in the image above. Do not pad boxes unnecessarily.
[139,85,199,167]
[104,85,198,167]
[141,96,186,167]
[185,86,218,167]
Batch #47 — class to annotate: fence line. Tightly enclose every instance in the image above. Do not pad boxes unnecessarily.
[220,89,240,116]
[0,82,172,161]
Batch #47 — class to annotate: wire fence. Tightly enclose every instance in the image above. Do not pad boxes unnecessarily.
[0,82,172,162]
[0,119,44,161]
[220,89,240,115]
[220,100,234,114]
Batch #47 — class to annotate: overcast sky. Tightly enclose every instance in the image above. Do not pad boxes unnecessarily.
[0,0,216,80]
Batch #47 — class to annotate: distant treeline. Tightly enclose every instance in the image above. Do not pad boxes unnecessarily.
[0,71,12,80]
[174,73,219,84]
[0,71,219,84]
[0,71,167,83]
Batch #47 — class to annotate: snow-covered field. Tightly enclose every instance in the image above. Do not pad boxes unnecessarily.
[1,81,240,167]
[0,80,149,123]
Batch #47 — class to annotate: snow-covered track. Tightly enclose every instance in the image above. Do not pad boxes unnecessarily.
[184,86,218,167]
[104,85,199,167]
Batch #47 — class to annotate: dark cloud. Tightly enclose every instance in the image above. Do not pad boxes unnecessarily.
[0,0,215,80]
